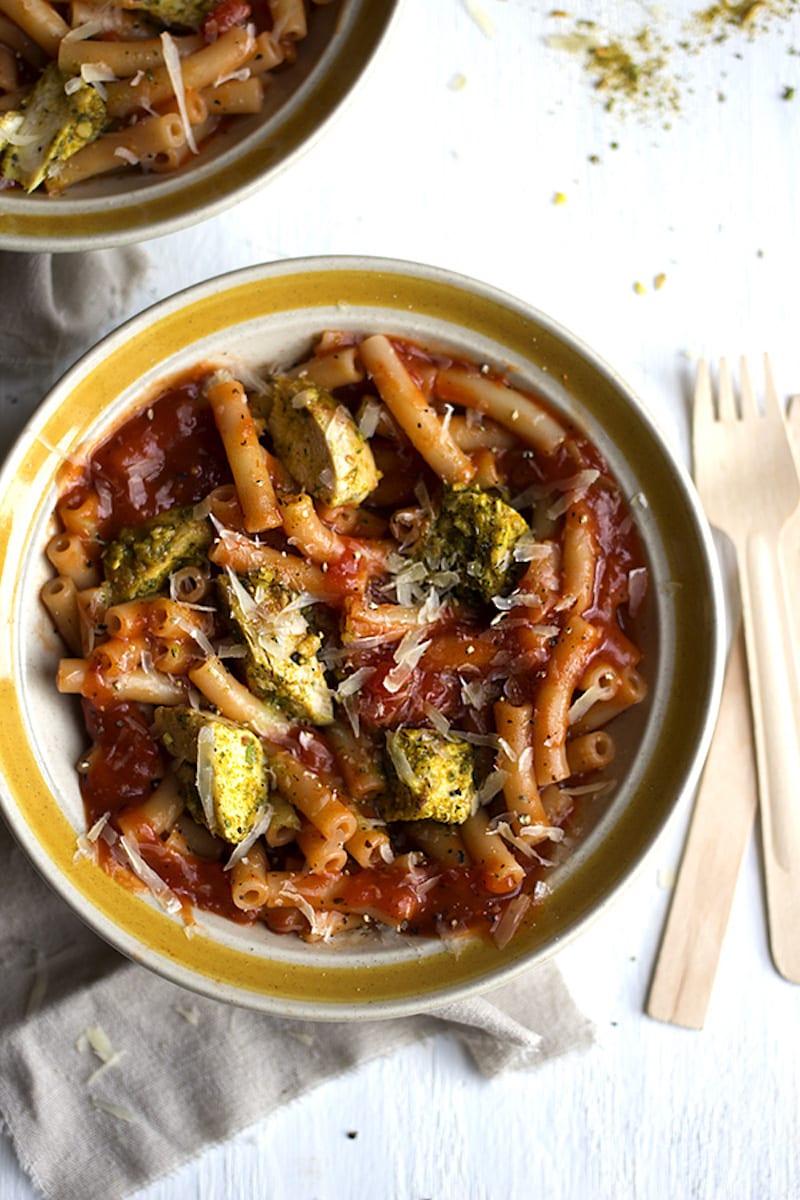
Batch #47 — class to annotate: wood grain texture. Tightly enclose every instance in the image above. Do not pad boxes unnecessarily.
[692,358,800,984]
[646,628,757,1028]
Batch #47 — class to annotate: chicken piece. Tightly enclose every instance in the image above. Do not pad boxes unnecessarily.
[264,375,380,507]
[218,567,333,725]
[102,505,212,604]
[126,0,213,27]
[416,485,530,603]
[1,65,106,192]
[381,728,476,825]
[154,706,267,844]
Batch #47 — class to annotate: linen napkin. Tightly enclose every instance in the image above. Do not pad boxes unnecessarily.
[0,251,595,1200]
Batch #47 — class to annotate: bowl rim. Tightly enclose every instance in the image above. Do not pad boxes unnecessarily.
[0,0,403,253]
[0,254,727,1018]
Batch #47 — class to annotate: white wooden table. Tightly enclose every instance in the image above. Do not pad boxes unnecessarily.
[2,2,800,1195]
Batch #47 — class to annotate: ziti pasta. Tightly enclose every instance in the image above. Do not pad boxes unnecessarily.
[45,332,649,948]
[0,0,334,193]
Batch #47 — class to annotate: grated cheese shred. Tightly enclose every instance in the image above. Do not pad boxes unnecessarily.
[160,31,198,154]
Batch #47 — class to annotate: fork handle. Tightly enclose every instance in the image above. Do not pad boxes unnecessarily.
[739,532,800,983]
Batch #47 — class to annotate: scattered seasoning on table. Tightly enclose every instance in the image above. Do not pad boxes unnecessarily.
[546,2,800,120]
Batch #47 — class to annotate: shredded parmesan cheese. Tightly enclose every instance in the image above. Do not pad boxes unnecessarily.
[628,566,648,616]
[383,627,431,693]
[113,146,140,166]
[358,397,382,438]
[195,724,217,834]
[62,20,107,41]
[335,666,375,699]
[119,834,183,915]
[225,803,273,869]
[160,31,198,154]
[475,768,508,807]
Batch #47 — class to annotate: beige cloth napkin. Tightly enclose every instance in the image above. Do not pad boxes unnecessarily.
[0,252,595,1200]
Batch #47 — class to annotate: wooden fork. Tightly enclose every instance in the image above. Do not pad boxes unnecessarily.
[690,357,800,985]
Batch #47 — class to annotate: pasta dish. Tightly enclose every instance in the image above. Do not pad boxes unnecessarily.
[43,331,648,948]
[0,0,333,193]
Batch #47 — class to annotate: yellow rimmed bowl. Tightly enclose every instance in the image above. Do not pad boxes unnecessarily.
[0,2,399,252]
[0,256,725,1018]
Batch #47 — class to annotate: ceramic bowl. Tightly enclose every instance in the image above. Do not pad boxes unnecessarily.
[0,256,725,1017]
[0,2,399,252]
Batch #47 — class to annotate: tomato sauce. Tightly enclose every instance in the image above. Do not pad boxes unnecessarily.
[61,340,647,948]
[65,378,232,539]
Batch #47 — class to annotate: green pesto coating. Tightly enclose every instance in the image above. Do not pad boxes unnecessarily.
[102,505,212,604]
[153,706,267,844]
[264,375,380,507]
[1,65,106,192]
[218,567,333,725]
[381,728,476,825]
[416,485,530,603]
[127,0,213,27]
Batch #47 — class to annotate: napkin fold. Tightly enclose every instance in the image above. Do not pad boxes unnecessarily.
[0,252,594,1200]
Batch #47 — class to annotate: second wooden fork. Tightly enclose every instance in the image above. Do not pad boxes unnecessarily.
[693,356,800,985]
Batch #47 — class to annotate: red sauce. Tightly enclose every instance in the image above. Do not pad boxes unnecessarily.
[63,338,648,948]
[80,701,163,821]
[66,379,232,539]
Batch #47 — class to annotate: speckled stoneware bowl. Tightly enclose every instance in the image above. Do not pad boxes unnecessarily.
[0,2,399,252]
[0,257,725,1018]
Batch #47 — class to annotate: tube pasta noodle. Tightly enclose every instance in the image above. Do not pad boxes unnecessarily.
[230,843,271,910]
[41,576,82,654]
[462,808,525,896]
[189,656,291,738]
[50,114,187,192]
[435,366,566,455]
[287,346,365,390]
[279,492,347,563]
[45,332,647,948]
[202,76,264,115]
[533,615,602,786]
[492,699,549,831]
[359,335,476,486]
[209,530,333,596]
[57,34,202,77]
[206,375,281,533]
[45,531,100,589]
[0,0,67,57]
[117,772,185,838]
[566,730,616,775]
[0,0,334,193]
[346,816,393,869]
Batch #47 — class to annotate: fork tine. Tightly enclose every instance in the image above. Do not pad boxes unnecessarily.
[762,353,782,422]
[717,357,738,422]
[738,356,759,421]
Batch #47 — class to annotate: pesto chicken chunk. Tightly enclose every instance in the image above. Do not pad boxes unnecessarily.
[263,375,380,507]
[102,505,212,604]
[153,707,267,844]
[416,485,530,603]
[0,64,106,192]
[127,0,212,26]
[218,567,334,725]
[382,728,477,824]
